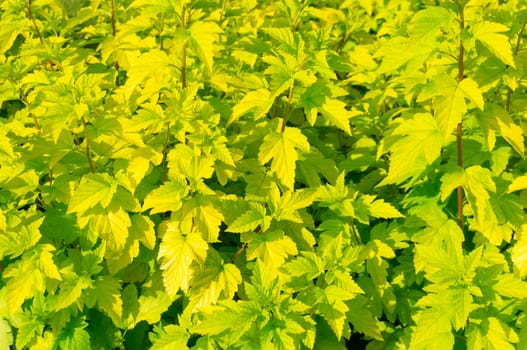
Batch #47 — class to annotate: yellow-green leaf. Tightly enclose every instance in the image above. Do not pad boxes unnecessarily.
[378,113,443,186]
[157,222,208,297]
[258,127,310,189]
[507,176,527,193]
[68,174,117,215]
[472,21,515,68]
[229,89,274,125]
[319,98,354,135]
[245,230,298,270]
[189,21,222,74]
[476,104,524,156]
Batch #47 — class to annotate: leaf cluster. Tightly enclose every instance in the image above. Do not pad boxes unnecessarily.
[1,0,527,349]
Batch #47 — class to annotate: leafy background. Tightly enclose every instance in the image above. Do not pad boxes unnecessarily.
[1,0,527,349]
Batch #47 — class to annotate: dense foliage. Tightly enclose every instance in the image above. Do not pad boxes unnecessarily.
[1,0,527,348]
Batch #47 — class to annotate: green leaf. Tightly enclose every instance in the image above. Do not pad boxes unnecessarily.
[244,230,298,270]
[313,317,347,350]
[492,274,527,298]
[319,98,355,135]
[189,21,222,74]
[258,127,310,189]
[67,174,117,215]
[227,203,268,233]
[410,309,454,350]
[14,314,43,350]
[168,144,215,188]
[318,285,356,340]
[85,208,132,251]
[476,104,524,156]
[122,147,161,191]
[458,78,485,110]
[378,113,443,186]
[55,318,91,350]
[150,324,189,350]
[196,203,224,243]
[36,244,62,280]
[507,175,527,193]
[189,249,242,310]
[0,317,13,350]
[130,214,156,250]
[262,53,296,97]
[282,251,325,280]
[157,222,208,297]
[300,82,331,126]
[90,276,123,325]
[0,214,43,260]
[229,89,274,125]
[440,166,506,244]
[297,149,339,187]
[414,241,464,286]
[126,49,171,88]
[407,6,454,39]
[432,79,468,138]
[355,194,404,220]
[441,166,495,203]
[467,317,518,350]
[193,300,259,344]
[0,21,22,54]
[261,27,300,53]
[512,229,527,277]
[376,36,435,74]
[3,255,45,312]
[472,21,515,68]
[316,172,348,205]
[134,290,172,325]
[416,287,475,331]
[273,188,318,223]
[176,196,224,242]
[142,179,188,214]
[49,269,91,311]
[346,296,383,340]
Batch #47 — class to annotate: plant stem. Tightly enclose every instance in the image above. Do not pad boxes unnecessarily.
[110,0,117,37]
[506,15,527,111]
[182,45,187,88]
[32,113,41,130]
[81,116,95,173]
[110,0,121,84]
[161,122,171,182]
[27,0,43,43]
[456,2,465,232]
[20,91,41,131]
[271,98,279,119]
[28,0,54,70]
[351,222,361,246]
[49,168,54,187]
[229,225,262,263]
[181,5,188,89]
[160,13,166,50]
[336,27,349,53]
[280,83,295,133]
[228,243,247,263]
[456,123,463,229]
[457,10,464,82]
[219,0,226,26]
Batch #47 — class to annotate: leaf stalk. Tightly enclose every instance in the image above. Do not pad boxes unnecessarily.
[81,116,95,173]
[181,5,188,89]
[280,83,295,133]
[456,2,465,232]
[161,122,171,182]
